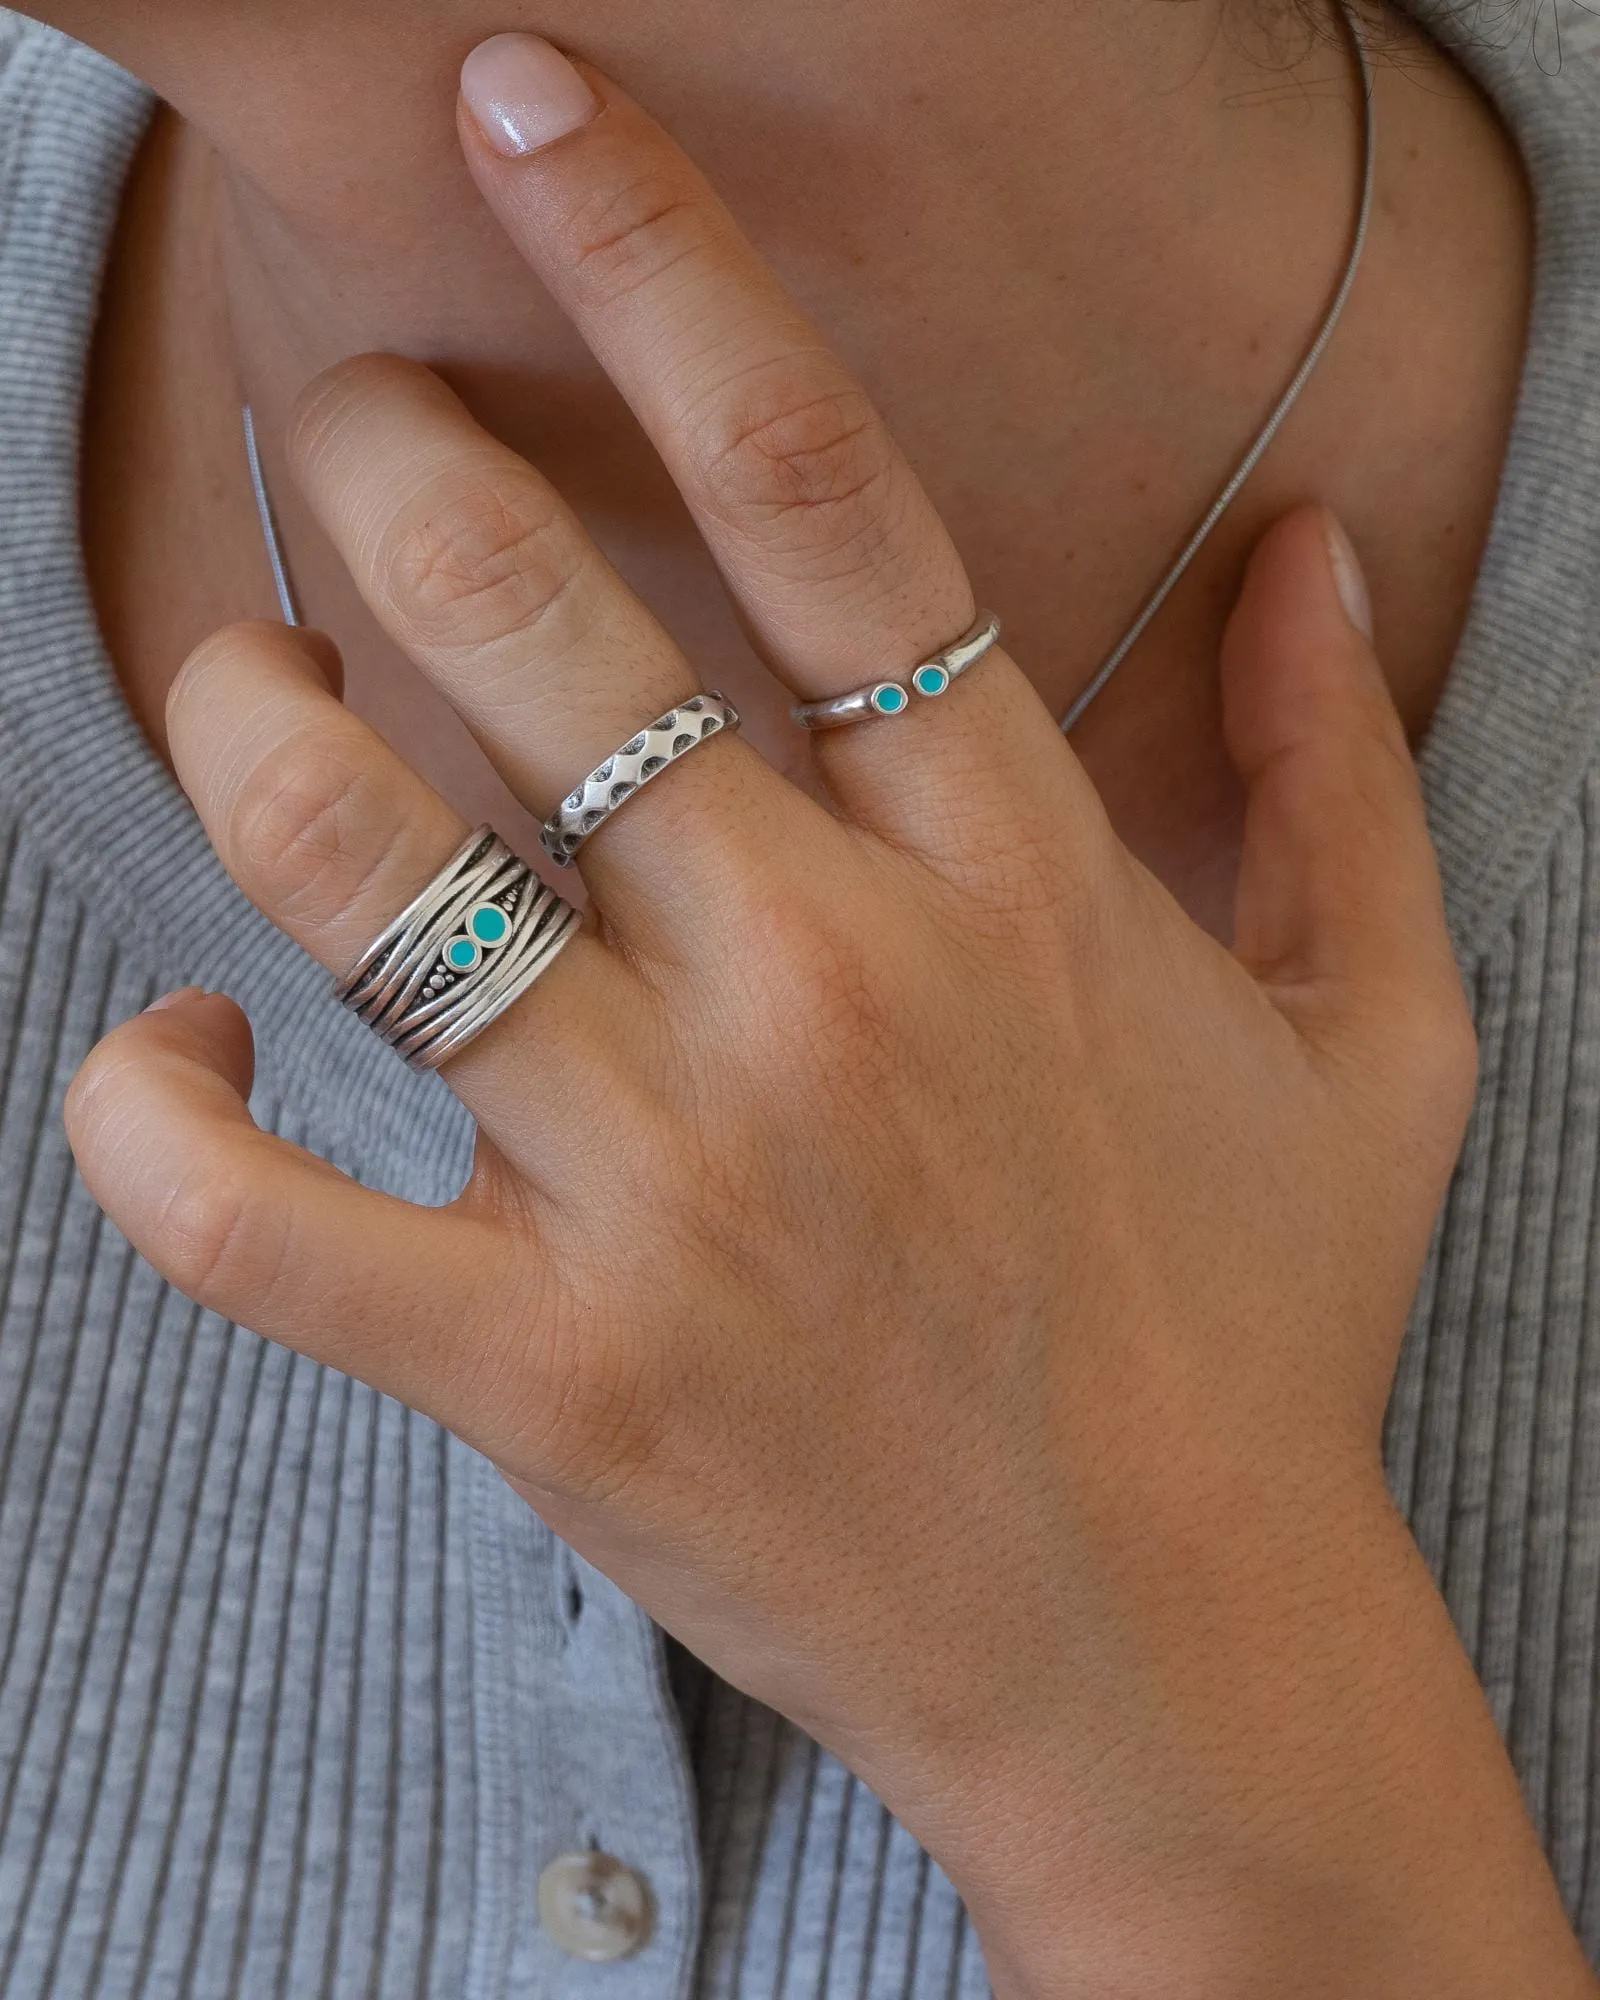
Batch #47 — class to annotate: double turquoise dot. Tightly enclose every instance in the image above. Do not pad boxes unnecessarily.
[445,902,512,976]
[869,667,951,719]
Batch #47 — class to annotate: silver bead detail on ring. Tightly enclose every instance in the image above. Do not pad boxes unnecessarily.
[541,693,741,868]
[791,612,1002,732]
[336,828,581,1072]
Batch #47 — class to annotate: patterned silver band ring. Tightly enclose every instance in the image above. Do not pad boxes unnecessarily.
[541,693,741,868]
[336,828,582,1072]
[790,612,1003,732]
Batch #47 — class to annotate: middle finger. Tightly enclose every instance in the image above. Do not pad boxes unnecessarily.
[455,38,1098,857]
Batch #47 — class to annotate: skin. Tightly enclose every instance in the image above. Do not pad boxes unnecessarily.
[9,0,1586,1989]
[47,0,1531,930]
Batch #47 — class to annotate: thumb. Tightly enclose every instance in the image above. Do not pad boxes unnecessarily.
[1223,506,1469,1067]
[64,990,488,1407]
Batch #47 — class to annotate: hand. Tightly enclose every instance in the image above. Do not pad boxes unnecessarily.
[67,35,1592,1998]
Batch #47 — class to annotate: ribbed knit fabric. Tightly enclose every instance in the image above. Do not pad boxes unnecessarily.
[0,4,1596,1996]
[0,20,706,1999]
[669,1648,987,1998]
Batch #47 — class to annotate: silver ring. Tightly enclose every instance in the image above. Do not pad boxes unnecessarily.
[791,612,1002,732]
[336,828,582,1072]
[541,693,741,868]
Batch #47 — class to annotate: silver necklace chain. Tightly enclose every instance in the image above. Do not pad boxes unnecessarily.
[244,0,1376,737]
[242,401,301,631]
[1060,0,1377,733]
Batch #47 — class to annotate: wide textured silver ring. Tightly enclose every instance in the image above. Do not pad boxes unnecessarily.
[541,692,741,868]
[791,612,1002,732]
[336,827,582,1072]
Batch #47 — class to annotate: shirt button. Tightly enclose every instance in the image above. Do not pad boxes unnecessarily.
[538,1851,655,1963]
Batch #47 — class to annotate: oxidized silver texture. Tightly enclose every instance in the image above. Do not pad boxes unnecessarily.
[791,612,1002,732]
[336,827,581,1072]
[541,693,741,868]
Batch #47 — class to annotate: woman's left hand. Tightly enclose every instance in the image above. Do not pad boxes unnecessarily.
[66,35,1594,2000]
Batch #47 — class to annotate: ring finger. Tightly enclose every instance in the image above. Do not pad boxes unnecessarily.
[287,355,841,952]
[166,618,646,1180]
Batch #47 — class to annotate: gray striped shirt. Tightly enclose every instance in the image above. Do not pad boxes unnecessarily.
[0,4,1597,1992]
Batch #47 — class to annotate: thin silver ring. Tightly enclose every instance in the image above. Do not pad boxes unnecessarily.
[541,693,741,868]
[336,828,581,1072]
[791,613,1002,732]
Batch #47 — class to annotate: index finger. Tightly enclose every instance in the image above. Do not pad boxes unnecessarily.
[456,34,1098,863]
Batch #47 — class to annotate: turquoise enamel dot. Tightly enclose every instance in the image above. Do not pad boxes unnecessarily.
[871,683,909,716]
[914,665,951,698]
[470,903,510,947]
[446,937,482,974]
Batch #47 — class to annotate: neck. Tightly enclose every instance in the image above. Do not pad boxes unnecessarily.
[52,0,1532,926]
[85,2,1382,459]
[59,3,1354,331]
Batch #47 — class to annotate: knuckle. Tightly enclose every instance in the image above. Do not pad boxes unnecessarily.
[449,1176,675,1506]
[731,877,902,1083]
[156,1158,289,1313]
[379,475,581,653]
[471,1282,671,1508]
[560,167,708,312]
[958,821,1101,931]
[227,734,389,928]
[692,368,899,559]
[534,1325,672,1508]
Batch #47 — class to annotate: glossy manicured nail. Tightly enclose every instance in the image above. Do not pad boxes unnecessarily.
[1324,510,1374,642]
[143,987,208,1014]
[461,34,600,158]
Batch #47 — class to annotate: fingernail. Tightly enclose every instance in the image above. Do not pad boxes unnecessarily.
[1323,510,1374,641]
[461,34,600,158]
[144,987,207,1015]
